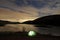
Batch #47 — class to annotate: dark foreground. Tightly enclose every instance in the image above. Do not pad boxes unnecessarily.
[0,32,60,40]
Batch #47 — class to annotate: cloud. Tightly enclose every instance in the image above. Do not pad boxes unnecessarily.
[0,0,40,22]
[0,7,39,22]
[0,0,60,22]
[37,0,60,17]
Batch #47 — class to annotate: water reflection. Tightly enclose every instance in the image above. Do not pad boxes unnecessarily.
[0,24,60,36]
[0,24,39,32]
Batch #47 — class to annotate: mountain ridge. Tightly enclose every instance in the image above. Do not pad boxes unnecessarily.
[23,15,60,27]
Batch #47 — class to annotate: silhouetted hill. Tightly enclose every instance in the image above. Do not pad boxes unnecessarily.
[0,20,20,26]
[33,15,60,26]
[23,15,60,27]
[22,21,33,24]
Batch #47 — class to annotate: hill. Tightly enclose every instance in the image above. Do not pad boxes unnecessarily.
[33,15,60,26]
[23,15,60,27]
[0,20,20,26]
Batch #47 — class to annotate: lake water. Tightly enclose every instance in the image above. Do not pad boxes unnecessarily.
[0,24,60,36]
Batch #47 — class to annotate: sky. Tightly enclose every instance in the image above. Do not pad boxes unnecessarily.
[0,0,60,22]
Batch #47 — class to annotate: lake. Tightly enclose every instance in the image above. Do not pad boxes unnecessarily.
[0,24,60,36]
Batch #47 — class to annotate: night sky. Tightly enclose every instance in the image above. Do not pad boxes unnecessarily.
[0,0,60,22]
